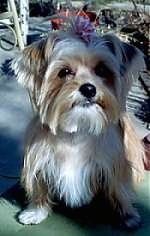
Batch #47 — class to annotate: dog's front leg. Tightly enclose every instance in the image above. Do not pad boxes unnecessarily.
[108,163,141,230]
[18,122,54,225]
[110,189,141,230]
[18,179,51,225]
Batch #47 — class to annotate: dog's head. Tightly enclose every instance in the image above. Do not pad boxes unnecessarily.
[12,18,145,135]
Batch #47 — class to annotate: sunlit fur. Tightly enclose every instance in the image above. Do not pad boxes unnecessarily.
[12,28,146,229]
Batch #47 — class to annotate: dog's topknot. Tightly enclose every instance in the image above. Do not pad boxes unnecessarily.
[67,16,99,43]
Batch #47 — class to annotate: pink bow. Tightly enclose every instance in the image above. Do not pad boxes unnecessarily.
[73,16,98,43]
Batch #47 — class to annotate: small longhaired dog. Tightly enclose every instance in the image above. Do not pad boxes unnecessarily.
[12,17,145,229]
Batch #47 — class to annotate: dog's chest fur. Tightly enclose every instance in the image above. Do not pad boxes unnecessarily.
[43,126,123,208]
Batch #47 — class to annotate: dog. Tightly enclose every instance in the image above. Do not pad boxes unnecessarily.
[12,17,145,229]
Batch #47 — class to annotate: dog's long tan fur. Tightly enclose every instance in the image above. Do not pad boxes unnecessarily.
[12,18,146,229]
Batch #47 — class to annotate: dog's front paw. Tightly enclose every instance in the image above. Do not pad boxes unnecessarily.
[121,212,141,230]
[18,207,49,225]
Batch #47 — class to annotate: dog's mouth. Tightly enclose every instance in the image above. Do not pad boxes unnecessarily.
[79,99,95,108]
[72,98,105,110]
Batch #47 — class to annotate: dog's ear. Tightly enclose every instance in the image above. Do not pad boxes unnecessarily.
[102,34,146,108]
[102,34,145,80]
[119,113,145,183]
[12,33,57,91]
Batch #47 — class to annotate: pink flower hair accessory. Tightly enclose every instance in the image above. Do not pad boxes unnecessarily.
[71,16,99,43]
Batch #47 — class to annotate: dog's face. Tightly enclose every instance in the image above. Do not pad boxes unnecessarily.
[38,37,121,135]
[12,28,145,135]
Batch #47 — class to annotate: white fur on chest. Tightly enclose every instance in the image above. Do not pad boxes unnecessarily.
[54,155,98,207]
[42,127,122,208]
[44,144,99,207]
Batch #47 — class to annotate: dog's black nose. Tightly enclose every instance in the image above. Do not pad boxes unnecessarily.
[79,83,96,98]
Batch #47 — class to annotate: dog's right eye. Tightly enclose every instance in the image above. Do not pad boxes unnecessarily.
[58,68,74,79]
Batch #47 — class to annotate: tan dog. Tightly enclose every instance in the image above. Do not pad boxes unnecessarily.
[12,17,145,229]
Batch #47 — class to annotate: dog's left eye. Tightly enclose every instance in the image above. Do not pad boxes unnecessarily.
[94,63,112,79]
[94,63,115,86]
[58,68,74,79]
